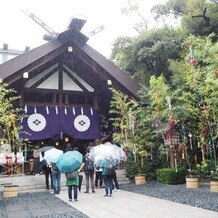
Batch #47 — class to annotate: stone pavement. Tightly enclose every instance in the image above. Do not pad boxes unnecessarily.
[57,188,218,218]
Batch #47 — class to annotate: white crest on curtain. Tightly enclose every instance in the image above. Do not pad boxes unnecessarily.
[55,106,58,115]
[81,107,84,115]
[24,105,27,113]
[65,107,67,115]
[34,106,37,114]
[46,106,49,114]
[90,108,93,115]
[72,107,75,115]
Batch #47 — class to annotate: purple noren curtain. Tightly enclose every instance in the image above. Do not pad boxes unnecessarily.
[19,106,99,140]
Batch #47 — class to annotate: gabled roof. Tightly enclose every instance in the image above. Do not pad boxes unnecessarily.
[0,18,141,101]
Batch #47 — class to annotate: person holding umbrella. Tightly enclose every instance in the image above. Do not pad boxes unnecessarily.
[55,150,83,201]
[101,157,115,197]
[41,152,53,190]
[66,168,80,202]
[51,162,61,194]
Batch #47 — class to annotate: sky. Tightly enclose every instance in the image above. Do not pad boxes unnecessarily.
[0,0,167,58]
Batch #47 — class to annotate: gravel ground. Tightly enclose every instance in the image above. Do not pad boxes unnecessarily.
[120,181,218,212]
[0,192,89,218]
[0,182,217,217]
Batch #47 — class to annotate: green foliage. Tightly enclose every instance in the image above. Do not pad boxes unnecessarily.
[111,28,184,86]
[211,171,218,181]
[151,0,218,38]
[196,159,216,178]
[156,168,187,184]
[109,87,139,146]
[186,169,200,178]
[125,152,166,181]
[125,153,141,181]
[111,24,218,178]
[0,80,21,149]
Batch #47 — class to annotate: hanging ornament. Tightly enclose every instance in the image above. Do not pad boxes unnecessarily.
[182,151,185,159]
[34,106,37,114]
[72,107,76,115]
[46,106,49,114]
[166,96,172,111]
[188,132,193,150]
[90,107,93,115]
[188,44,197,67]
[200,103,207,112]
[60,131,63,140]
[24,105,27,113]
[81,107,84,115]
[193,88,202,107]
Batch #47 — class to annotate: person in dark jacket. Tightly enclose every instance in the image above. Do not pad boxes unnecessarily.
[78,146,95,193]
[41,152,53,190]
[65,143,73,152]
[95,165,103,188]
[112,167,120,191]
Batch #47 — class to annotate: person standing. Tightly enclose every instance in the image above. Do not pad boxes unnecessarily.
[66,170,79,202]
[79,146,95,193]
[65,142,73,152]
[33,147,41,176]
[112,168,120,191]
[51,162,61,194]
[41,152,53,190]
[101,159,114,197]
[95,165,103,188]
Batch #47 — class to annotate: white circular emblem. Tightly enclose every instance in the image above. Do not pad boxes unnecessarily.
[27,113,46,132]
[74,115,90,132]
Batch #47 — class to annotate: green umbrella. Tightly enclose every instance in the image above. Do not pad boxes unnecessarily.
[55,151,83,173]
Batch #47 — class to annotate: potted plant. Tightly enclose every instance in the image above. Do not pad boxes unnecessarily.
[109,88,152,185]
[185,169,200,189]
[210,171,218,192]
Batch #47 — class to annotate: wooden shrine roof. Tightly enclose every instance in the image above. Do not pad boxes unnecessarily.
[0,18,141,104]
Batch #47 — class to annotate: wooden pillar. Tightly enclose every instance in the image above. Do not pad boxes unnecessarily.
[93,95,100,144]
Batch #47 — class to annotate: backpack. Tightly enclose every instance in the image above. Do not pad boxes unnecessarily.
[85,157,94,172]
[66,171,78,179]
[105,165,115,176]
[51,163,59,172]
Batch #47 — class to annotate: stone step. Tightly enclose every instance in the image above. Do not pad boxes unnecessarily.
[0,169,130,193]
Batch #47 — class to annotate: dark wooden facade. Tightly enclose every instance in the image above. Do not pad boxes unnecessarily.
[0,18,141,147]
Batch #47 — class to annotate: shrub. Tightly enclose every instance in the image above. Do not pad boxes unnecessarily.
[125,152,166,181]
[125,158,139,181]
[156,168,186,184]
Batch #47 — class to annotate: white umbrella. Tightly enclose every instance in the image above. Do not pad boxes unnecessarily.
[89,142,127,166]
[44,148,63,164]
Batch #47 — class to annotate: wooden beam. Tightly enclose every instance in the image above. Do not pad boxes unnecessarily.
[4,47,66,85]
[63,67,90,92]
[30,67,58,88]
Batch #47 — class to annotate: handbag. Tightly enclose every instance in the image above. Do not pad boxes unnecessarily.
[66,171,78,179]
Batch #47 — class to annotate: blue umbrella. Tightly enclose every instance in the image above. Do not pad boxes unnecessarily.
[55,151,83,173]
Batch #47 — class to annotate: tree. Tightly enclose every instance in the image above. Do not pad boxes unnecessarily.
[121,0,149,34]
[151,0,218,38]
[0,80,21,151]
[111,27,184,86]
